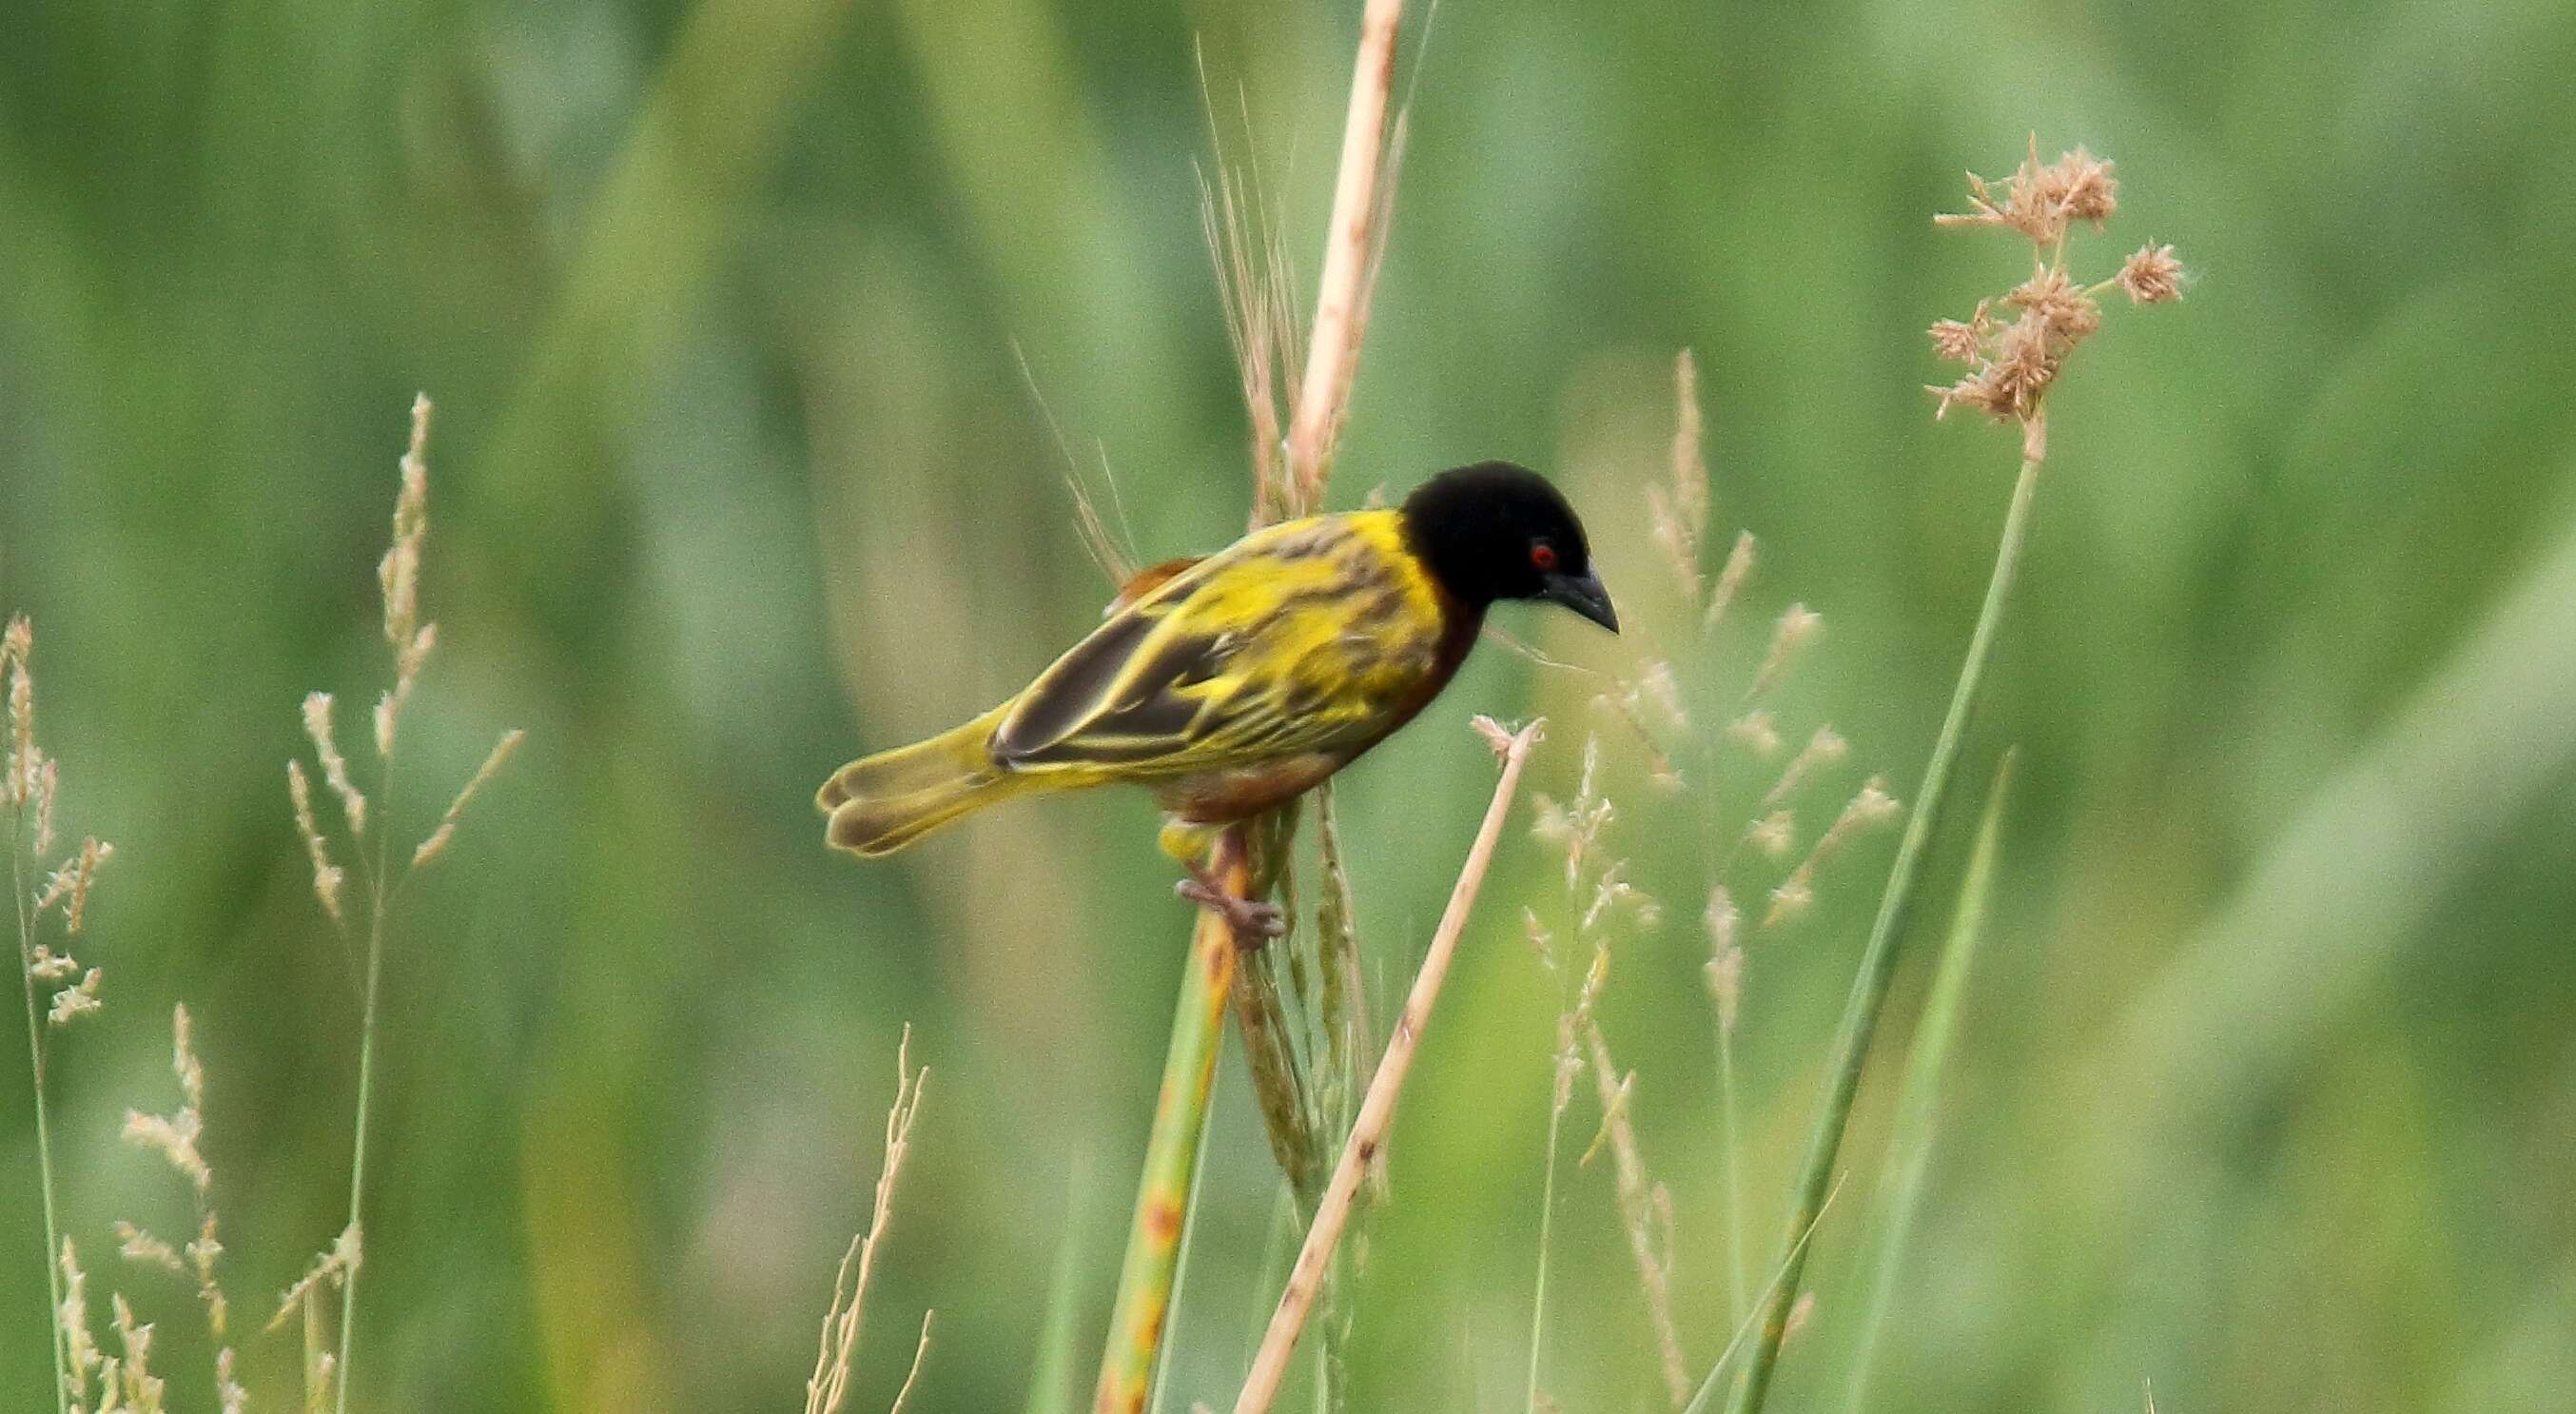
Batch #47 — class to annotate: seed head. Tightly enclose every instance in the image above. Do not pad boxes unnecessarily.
[2117,243,2187,304]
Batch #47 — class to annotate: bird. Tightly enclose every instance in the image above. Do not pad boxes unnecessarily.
[816,460,1616,936]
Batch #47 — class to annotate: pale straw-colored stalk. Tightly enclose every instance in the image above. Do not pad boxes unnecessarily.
[1231,717,1543,1414]
[1284,0,1404,504]
[806,1027,930,1414]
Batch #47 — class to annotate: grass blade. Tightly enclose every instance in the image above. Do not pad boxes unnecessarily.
[1724,450,2042,1414]
[1841,750,2016,1414]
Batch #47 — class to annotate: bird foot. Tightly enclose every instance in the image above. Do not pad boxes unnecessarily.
[1176,868,1286,948]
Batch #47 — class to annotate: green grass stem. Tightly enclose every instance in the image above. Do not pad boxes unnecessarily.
[1724,451,2043,1414]
[1094,854,1245,1414]
[1841,750,2015,1414]
[10,804,70,1414]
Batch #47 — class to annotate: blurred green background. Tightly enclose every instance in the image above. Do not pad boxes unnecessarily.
[7,0,2575,1410]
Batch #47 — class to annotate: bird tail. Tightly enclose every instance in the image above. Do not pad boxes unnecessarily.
[816,705,1034,856]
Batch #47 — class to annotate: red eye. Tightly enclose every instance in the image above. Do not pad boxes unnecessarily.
[1530,542,1559,572]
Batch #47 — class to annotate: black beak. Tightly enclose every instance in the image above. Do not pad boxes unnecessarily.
[1540,569,1619,634]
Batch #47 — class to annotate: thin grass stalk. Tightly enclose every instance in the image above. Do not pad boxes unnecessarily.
[1094,848,1246,1414]
[1145,1076,1219,1414]
[1232,717,1543,1414]
[1715,1002,1747,1322]
[10,806,70,1414]
[1522,1052,1569,1414]
[333,776,394,1414]
[1024,1164,1098,1414]
[1313,786,1370,1126]
[1680,1176,1846,1414]
[1232,948,1320,1204]
[7,622,72,1414]
[1842,752,2015,1414]
[1723,446,2043,1414]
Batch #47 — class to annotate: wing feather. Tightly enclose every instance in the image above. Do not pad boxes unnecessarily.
[992,514,1443,776]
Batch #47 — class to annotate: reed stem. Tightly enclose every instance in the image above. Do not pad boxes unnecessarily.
[1093,846,1247,1414]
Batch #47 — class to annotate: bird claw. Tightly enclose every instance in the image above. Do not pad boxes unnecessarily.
[1175,874,1287,946]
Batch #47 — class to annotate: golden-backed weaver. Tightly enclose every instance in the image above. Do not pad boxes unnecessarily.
[816,461,1615,933]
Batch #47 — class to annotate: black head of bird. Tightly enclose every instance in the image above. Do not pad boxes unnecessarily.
[1400,461,1619,633]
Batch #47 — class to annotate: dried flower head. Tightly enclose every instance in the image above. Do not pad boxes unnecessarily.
[110,1292,166,1413]
[287,761,346,928]
[48,968,102,1026]
[1747,603,1823,698]
[376,395,438,757]
[2007,265,2102,344]
[1927,140,2184,460]
[1727,710,1783,758]
[1937,139,2117,245]
[4,613,32,805]
[60,1239,101,1403]
[302,692,366,835]
[1929,312,1988,365]
[1705,529,1756,633]
[117,1222,186,1277]
[1704,907,1744,1034]
[29,945,79,983]
[1746,810,1796,861]
[32,755,58,857]
[2117,243,2186,304]
[1762,725,1850,810]
[124,1106,211,1195]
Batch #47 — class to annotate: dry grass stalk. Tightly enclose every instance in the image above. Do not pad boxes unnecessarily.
[1581,1017,1688,1406]
[1522,916,1607,1414]
[302,693,367,835]
[108,1293,166,1413]
[806,1026,931,1414]
[1284,0,1405,505]
[107,1005,242,1409]
[1233,717,1543,1414]
[263,394,524,1414]
[1197,146,1303,523]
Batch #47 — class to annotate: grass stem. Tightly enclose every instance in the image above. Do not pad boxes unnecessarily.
[1842,752,2016,1414]
[335,800,394,1414]
[1093,846,1246,1414]
[1233,717,1543,1414]
[1723,447,2043,1414]
[1523,1061,1568,1414]
[10,805,70,1414]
